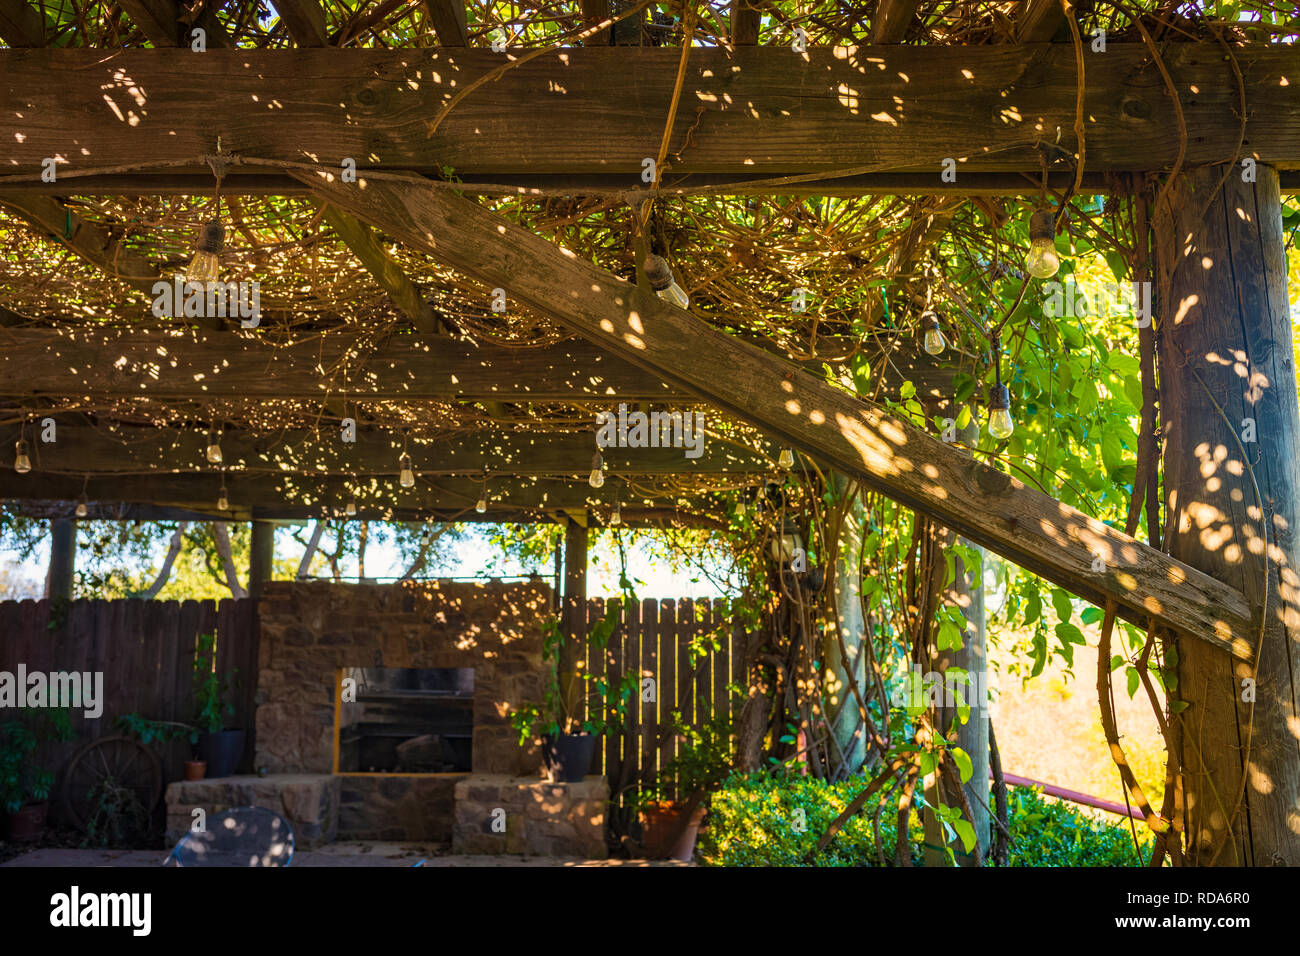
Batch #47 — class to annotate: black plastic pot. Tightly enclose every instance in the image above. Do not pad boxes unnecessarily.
[197,729,246,778]
[542,733,597,783]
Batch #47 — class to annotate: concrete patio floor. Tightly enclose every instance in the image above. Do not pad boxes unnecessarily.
[2,842,689,867]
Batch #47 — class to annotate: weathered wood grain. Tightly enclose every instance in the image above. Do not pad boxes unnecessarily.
[0,328,682,401]
[300,166,1257,659]
[2,45,1297,182]
[0,423,775,476]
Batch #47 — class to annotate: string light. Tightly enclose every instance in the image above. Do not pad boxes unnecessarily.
[644,254,690,310]
[75,475,88,518]
[588,452,605,489]
[988,334,1015,440]
[13,439,31,474]
[399,453,416,488]
[610,496,622,527]
[476,477,488,514]
[187,219,224,283]
[921,310,947,356]
[1025,208,1060,279]
[217,480,229,511]
[205,430,223,465]
[778,447,795,470]
[345,499,357,517]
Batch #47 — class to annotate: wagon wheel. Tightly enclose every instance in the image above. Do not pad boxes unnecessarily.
[62,735,164,832]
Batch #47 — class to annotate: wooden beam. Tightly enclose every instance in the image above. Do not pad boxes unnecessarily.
[0,424,775,477]
[423,0,467,46]
[118,0,231,47]
[0,472,721,520]
[4,498,720,528]
[3,46,1298,183]
[729,0,760,46]
[869,0,919,43]
[0,0,49,46]
[0,170,1124,198]
[0,194,160,295]
[0,329,687,402]
[0,328,953,403]
[580,0,609,46]
[320,204,439,333]
[299,167,1258,659]
[1015,0,1066,42]
[274,0,330,47]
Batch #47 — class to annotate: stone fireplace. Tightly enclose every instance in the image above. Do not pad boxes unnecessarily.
[255,579,549,778]
[215,579,607,855]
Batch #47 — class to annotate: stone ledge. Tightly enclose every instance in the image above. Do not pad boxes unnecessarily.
[452,775,608,859]
[165,774,339,849]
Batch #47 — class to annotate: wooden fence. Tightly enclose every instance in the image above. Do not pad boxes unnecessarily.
[580,597,748,803]
[0,598,259,814]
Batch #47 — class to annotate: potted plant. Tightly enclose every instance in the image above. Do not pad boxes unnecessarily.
[0,707,73,842]
[636,712,732,861]
[512,606,635,783]
[115,713,202,781]
[192,632,244,778]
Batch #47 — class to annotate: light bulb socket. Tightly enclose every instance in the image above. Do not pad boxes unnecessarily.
[591,452,604,471]
[643,254,674,292]
[1029,209,1055,243]
[196,219,225,256]
[990,383,1011,412]
[921,310,940,333]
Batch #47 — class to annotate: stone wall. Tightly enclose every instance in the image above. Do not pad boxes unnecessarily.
[337,776,459,842]
[165,774,339,849]
[255,580,549,777]
[453,775,608,858]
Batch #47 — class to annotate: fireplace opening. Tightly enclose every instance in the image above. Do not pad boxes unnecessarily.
[337,667,474,774]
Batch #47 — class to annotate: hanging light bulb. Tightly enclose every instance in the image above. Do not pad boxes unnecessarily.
[13,439,31,474]
[75,499,88,518]
[735,497,747,518]
[610,498,622,527]
[921,310,947,356]
[778,447,795,470]
[345,499,357,517]
[187,218,224,283]
[399,454,415,488]
[217,483,229,511]
[1025,209,1060,279]
[588,452,605,489]
[475,493,488,514]
[644,254,690,310]
[988,383,1015,440]
[205,432,223,465]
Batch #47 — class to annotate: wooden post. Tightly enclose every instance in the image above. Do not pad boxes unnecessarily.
[1155,163,1300,865]
[923,416,990,865]
[248,520,275,600]
[45,516,75,601]
[560,516,589,732]
[825,471,868,773]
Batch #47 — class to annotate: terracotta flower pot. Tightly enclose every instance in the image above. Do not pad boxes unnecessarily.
[184,760,207,781]
[3,801,48,842]
[638,800,707,862]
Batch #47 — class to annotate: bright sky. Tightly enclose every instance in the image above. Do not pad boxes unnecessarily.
[0,523,729,601]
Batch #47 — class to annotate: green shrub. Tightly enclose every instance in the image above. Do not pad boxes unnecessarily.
[699,771,1150,867]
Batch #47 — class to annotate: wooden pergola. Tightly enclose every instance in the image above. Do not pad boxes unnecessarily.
[2,0,1298,866]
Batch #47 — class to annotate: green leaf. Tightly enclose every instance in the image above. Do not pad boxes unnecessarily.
[951,747,973,784]
[918,751,937,779]
[1170,700,1190,713]
[955,404,972,430]
[1023,588,1042,627]
[1050,587,1074,624]
[1125,666,1140,699]
[899,380,916,400]
[951,819,977,854]
[1081,606,1102,626]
